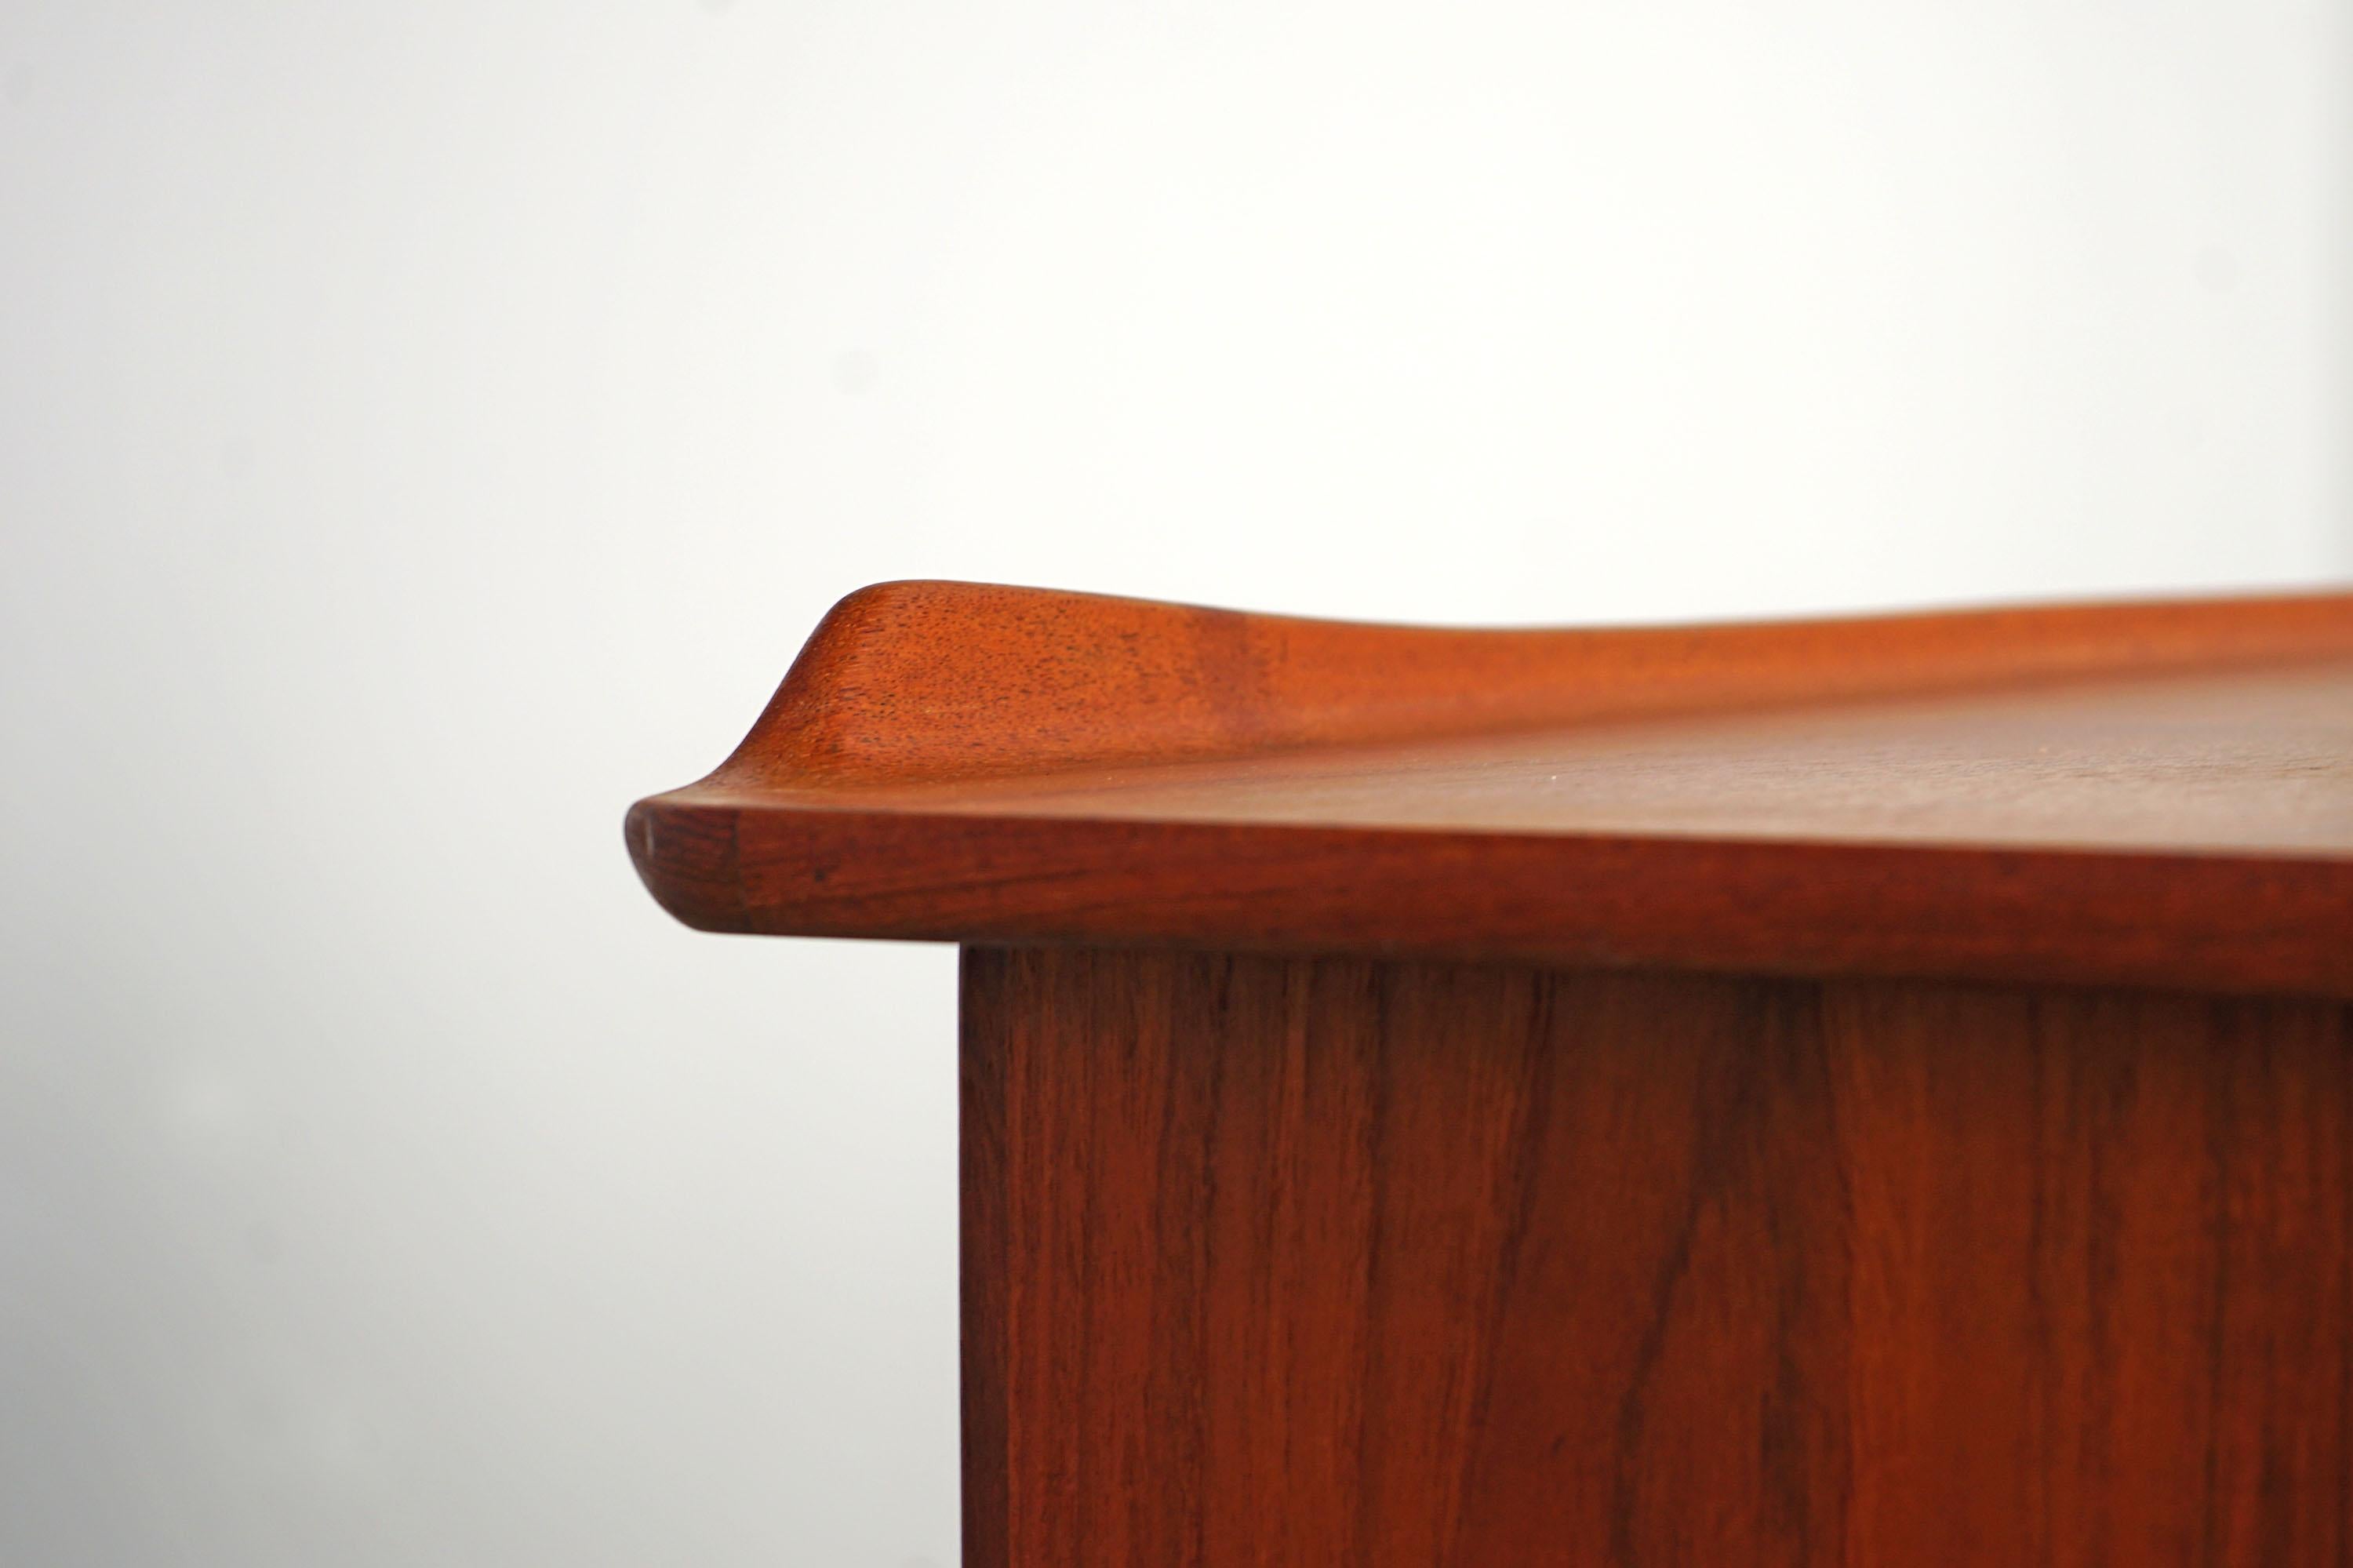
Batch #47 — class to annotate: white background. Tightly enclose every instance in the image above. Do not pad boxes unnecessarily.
[3,3,2349,1563]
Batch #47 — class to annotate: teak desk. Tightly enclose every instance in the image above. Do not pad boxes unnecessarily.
[629,582,2353,1566]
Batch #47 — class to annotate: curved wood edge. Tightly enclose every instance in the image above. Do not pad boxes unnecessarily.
[693,580,2353,787]
[627,806,2353,1000]
[627,581,2353,996]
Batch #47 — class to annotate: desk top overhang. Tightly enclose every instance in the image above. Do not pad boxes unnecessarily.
[627,581,2353,999]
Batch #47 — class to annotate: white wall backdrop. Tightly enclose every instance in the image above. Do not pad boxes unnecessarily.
[3,2,2348,1563]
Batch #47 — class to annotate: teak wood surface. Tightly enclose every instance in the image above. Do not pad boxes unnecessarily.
[626,581,2353,1566]
[963,947,2353,1568]
[629,580,2353,998]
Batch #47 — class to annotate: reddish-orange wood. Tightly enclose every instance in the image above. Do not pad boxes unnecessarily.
[692,580,2353,784]
[629,583,2353,1566]
[630,581,2353,999]
[961,945,2353,1568]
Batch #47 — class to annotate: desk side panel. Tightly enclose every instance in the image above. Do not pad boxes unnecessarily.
[958,946,2353,1567]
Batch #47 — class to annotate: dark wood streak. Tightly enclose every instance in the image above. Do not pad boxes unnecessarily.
[962,945,2353,1567]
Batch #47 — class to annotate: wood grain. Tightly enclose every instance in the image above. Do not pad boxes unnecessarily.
[625,586,2353,1561]
[701,580,2353,784]
[629,582,2353,999]
[961,944,2353,1567]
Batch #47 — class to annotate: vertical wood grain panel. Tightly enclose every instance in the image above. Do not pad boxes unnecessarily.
[960,948,2353,1567]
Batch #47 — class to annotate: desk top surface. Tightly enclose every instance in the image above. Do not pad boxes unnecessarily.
[628,582,2353,999]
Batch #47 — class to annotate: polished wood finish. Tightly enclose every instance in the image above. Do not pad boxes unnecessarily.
[680,580,2353,784]
[631,582,2353,999]
[627,582,2353,1566]
[963,945,2353,1568]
